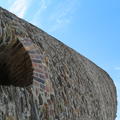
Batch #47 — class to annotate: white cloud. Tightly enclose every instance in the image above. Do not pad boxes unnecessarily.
[34,0,47,15]
[115,67,120,70]
[31,0,80,33]
[31,0,49,26]
[48,0,79,32]
[9,0,31,18]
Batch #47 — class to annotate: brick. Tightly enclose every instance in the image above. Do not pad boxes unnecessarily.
[33,76,45,84]
[32,58,42,64]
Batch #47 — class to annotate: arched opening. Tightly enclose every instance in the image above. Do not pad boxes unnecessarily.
[0,39,33,87]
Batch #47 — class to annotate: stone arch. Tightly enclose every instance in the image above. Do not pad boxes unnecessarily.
[19,37,47,90]
[0,38,33,87]
[0,37,48,88]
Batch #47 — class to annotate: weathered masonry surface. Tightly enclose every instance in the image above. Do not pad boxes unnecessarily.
[0,7,117,120]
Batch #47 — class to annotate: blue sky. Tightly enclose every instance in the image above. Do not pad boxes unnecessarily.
[0,0,120,119]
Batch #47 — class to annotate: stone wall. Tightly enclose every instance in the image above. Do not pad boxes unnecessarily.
[0,7,117,120]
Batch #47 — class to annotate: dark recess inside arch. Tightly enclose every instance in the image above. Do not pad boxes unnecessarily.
[0,40,33,87]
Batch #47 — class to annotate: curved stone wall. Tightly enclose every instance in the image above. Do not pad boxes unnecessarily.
[0,7,117,120]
